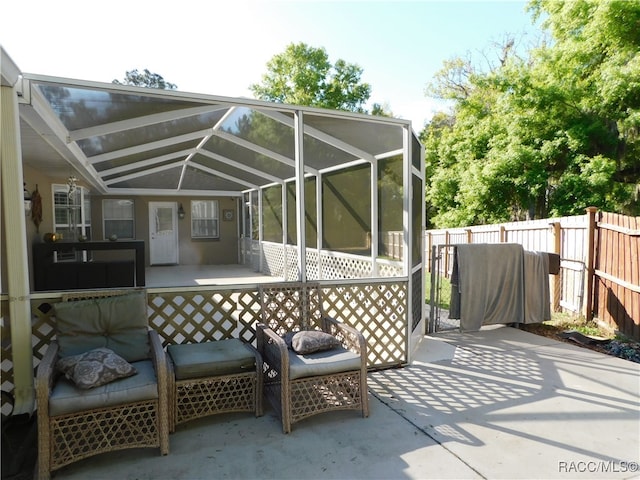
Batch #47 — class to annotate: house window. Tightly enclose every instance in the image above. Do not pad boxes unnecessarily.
[103,199,135,239]
[53,184,91,261]
[191,200,219,238]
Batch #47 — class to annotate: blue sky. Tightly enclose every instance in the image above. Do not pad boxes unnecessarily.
[1,0,542,130]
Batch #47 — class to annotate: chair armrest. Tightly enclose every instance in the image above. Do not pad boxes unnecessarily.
[148,329,170,452]
[165,349,175,433]
[36,341,59,419]
[242,342,264,376]
[256,323,289,379]
[323,316,367,357]
[148,330,167,387]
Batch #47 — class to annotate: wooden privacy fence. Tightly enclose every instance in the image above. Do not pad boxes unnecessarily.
[425,209,640,341]
[591,210,640,341]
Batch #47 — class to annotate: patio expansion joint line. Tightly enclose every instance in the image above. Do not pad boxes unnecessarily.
[368,387,488,480]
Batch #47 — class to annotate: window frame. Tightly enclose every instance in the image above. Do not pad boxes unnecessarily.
[52,183,91,261]
[102,198,135,240]
[191,199,220,239]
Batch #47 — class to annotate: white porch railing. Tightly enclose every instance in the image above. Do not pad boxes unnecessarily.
[247,240,404,281]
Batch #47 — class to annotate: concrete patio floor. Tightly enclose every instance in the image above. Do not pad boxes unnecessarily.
[144,264,279,288]
[51,325,639,480]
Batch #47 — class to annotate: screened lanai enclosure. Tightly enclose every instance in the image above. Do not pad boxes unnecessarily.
[1,47,425,415]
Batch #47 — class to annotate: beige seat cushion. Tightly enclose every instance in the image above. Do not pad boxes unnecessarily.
[53,291,150,362]
[168,339,256,380]
[49,359,158,416]
[288,347,361,380]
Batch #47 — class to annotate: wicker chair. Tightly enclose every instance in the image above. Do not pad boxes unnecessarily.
[257,282,369,433]
[167,338,263,430]
[36,290,169,480]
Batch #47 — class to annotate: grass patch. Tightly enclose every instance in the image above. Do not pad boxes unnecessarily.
[521,313,640,363]
[425,273,452,310]
[424,275,629,343]
[547,313,614,338]
[423,280,640,363]
[425,280,615,340]
[521,312,615,340]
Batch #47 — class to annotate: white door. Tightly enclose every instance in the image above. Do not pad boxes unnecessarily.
[149,202,179,265]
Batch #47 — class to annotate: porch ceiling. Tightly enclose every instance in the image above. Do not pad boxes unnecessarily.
[15,72,410,197]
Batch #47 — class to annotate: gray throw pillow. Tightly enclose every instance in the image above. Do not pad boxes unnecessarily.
[282,332,296,350]
[56,347,137,389]
[290,331,340,355]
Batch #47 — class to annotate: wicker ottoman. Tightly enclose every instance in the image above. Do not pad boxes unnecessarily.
[167,339,263,430]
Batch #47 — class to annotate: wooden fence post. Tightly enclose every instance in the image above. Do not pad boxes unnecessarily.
[585,207,598,321]
[550,221,562,312]
[500,225,506,243]
[465,228,472,244]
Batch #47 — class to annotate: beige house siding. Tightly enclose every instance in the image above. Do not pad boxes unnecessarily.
[10,166,241,292]
[18,165,60,292]
[91,194,240,266]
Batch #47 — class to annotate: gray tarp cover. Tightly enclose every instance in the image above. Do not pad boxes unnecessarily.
[523,250,551,324]
[450,244,551,331]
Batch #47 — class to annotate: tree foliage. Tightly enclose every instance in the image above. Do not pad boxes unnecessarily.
[250,43,372,113]
[422,0,640,228]
[113,69,177,90]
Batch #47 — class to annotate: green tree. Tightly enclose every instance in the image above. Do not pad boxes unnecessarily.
[426,56,476,102]
[371,102,394,117]
[423,0,640,228]
[529,0,640,216]
[250,43,371,113]
[113,69,177,90]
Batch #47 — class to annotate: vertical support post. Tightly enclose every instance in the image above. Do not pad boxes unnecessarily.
[551,221,562,312]
[401,125,412,362]
[293,111,306,282]
[429,245,438,334]
[500,225,506,243]
[316,173,323,279]
[241,193,248,265]
[251,191,256,269]
[419,134,426,336]
[371,155,379,277]
[585,207,598,321]
[443,230,450,278]
[1,83,34,414]
[235,197,244,264]
[426,232,433,273]
[258,189,264,274]
[402,127,411,279]
[465,228,472,244]
[281,182,288,280]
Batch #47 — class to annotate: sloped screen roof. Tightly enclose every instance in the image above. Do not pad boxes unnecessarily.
[25,76,410,196]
